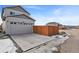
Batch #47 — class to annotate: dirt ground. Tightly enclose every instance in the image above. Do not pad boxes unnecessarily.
[60,29,79,53]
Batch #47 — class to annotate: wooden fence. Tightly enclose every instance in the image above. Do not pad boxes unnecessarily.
[33,26,59,36]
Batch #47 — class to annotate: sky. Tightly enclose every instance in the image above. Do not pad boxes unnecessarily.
[0,5,79,25]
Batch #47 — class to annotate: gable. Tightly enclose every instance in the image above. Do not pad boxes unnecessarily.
[4,6,30,15]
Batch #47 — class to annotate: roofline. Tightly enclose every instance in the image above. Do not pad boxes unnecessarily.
[1,6,31,19]
[5,6,30,15]
[6,14,35,21]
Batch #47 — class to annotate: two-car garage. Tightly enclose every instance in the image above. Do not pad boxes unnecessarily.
[4,15,35,35]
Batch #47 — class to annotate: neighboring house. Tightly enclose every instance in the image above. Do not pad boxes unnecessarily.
[1,6,35,35]
[46,22,59,26]
[46,22,65,29]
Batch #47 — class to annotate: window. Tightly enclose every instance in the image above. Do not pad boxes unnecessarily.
[10,22,13,24]
[24,23,26,25]
[25,23,27,25]
[10,12,15,15]
[20,22,22,24]
[3,17,6,21]
[30,23,31,25]
[18,22,20,24]
[26,23,28,25]
[28,23,30,25]
[30,23,32,25]
[30,23,33,25]
[3,18,5,21]
[14,22,16,24]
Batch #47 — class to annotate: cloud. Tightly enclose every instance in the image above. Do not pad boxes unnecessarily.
[32,15,56,25]
[28,6,79,26]
[32,13,79,26]
[51,15,79,25]
[49,8,79,25]
[53,8,62,15]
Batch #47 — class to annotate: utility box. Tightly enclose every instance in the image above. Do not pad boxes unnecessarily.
[33,26,59,36]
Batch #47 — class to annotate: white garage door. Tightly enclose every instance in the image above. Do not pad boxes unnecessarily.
[9,21,33,35]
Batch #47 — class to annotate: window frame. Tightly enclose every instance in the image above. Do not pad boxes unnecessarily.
[10,11,15,15]
[10,22,13,24]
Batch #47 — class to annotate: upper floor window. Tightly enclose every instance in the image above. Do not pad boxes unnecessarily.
[10,12,15,15]
[10,22,13,24]
[14,22,16,24]
[3,18,5,21]
[3,17,6,21]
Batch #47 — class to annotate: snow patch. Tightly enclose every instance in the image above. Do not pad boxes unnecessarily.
[0,39,17,53]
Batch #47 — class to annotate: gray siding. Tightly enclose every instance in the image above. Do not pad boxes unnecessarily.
[2,21,6,32]
[3,8,29,17]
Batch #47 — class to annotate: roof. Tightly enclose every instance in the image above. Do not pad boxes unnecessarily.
[47,22,59,24]
[46,22,63,26]
[4,6,30,15]
[6,14,35,21]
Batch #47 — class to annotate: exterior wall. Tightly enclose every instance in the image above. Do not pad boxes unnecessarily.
[2,21,6,32]
[3,8,29,17]
[4,17,34,35]
[33,26,59,36]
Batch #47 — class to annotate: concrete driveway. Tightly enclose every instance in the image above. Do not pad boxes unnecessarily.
[11,33,52,52]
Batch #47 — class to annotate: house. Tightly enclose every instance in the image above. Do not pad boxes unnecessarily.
[1,6,35,35]
[46,22,59,26]
[46,22,65,29]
